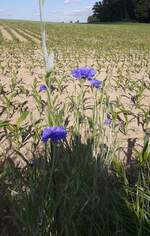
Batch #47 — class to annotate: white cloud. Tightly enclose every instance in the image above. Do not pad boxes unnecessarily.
[64,0,80,4]
[0,1,92,22]
[86,5,93,10]
[47,5,92,22]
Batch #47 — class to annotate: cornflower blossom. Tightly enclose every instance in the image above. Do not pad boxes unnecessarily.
[39,84,57,92]
[89,79,103,89]
[104,117,112,126]
[39,84,47,92]
[71,67,96,80]
[42,126,67,142]
[29,159,35,167]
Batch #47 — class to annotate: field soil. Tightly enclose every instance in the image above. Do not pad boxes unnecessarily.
[0,25,13,41]
[0,21,150,166]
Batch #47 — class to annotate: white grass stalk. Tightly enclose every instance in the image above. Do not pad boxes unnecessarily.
[39,0,54,74]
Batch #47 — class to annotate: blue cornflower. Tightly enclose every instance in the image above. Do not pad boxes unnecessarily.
[71,67,96,80]
[29,159,35,167]
[104,118,112,126]
[89,79,103,89]
[39,84,47,92]
[42,126,67,143]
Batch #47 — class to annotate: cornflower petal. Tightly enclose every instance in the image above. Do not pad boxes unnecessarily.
[71,67,96,80]
[89,79,103,88]
[104,118,112,126]
[42,126,67,143]
[39,84,47,92]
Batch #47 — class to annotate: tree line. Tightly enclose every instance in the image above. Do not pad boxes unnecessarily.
[88,0,150,23]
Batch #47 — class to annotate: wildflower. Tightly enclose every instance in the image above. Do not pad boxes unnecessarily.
[39,84,47,92]
[104,117,112,126]
[89,79,103,89]
[74,135,81,143]
[29,159,35,167]
[71,67,96,80]
[42,126,67,142]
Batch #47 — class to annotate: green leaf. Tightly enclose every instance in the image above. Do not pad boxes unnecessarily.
[139,135,150,166]
[0,120,10,128]
[16,111,29,126]
[113,159,123,176]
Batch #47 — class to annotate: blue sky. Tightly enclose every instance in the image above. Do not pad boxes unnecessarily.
[0,0,95,22]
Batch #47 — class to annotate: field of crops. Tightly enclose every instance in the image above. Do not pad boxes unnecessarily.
[0,19,150,235]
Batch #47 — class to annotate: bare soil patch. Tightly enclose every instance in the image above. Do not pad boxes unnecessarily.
[0,25,13,41]
[22,29,40,40]
[8,27,28,42]
[0,43,150,166]
[17,28,40,44]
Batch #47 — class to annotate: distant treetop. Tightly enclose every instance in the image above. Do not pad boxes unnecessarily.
[88,0,150,23]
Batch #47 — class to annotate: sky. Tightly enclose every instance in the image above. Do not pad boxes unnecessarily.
[0,0,95,22]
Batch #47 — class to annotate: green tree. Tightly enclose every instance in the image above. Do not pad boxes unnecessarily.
[135,0,150,22]
[89,0,150,23]
[87,15,100,23]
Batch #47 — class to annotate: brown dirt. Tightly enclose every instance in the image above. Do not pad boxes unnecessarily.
[7,27,28,42]
[0,25,13,41]
[0,46,150,166]
[22,28,40,41]
[17,28,40,44]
